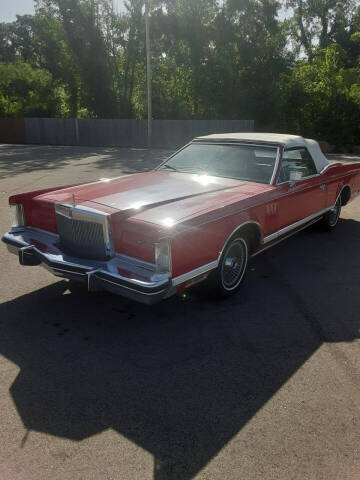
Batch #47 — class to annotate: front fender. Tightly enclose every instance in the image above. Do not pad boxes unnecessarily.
[170,211,260,278]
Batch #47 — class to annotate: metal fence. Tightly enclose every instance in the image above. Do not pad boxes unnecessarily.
[0,118,26,144]
[23,118,254,148]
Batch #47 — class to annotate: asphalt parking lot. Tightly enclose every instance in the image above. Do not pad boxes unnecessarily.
[1,144,360,480]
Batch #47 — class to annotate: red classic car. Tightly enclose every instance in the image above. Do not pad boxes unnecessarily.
[3,133,360,304]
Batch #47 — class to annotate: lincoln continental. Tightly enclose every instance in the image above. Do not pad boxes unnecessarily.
[3,133,360,304]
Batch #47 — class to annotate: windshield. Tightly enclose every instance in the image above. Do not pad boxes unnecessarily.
[159,143,278,184]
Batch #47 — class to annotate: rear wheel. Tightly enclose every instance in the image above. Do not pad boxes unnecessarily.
[205,236,248,297]
[319,196,341,231]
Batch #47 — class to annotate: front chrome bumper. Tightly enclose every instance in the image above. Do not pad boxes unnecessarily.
[2,228,175,304]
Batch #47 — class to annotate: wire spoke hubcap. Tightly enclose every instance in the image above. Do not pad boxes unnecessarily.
[329,198,341,226]
[221,239,247,290]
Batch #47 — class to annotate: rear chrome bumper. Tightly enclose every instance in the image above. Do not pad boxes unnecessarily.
[2,228,175,305]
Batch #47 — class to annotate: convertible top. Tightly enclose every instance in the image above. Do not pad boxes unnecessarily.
[194,132,329,173]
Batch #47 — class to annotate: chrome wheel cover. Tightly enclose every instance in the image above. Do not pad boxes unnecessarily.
[221,238,248,291]
[328,197,341,227]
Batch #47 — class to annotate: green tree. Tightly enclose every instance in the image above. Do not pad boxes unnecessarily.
[286,0,358,60]
[280,44,360,146]
[204,0,291,127]
[0,61,66,117]
[35,0,119,117]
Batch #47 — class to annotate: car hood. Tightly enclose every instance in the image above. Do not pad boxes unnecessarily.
[41,171,239,206]
[37,171,272,227]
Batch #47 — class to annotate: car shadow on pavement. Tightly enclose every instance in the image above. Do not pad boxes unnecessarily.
[1,218,360,480]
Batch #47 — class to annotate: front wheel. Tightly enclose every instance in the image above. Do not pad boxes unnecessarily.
[319,196,341,231]
[205,236,249,297]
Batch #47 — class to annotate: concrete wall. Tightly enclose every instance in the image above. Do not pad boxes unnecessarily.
[23,118,254,148]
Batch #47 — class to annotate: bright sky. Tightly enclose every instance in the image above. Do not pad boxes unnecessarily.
[0,0,128,22]
[1,0,34,22]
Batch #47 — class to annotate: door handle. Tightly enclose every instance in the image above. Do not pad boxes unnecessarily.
[319,184,326,191]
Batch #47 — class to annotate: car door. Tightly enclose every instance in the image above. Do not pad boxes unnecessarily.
[274,147,327,234]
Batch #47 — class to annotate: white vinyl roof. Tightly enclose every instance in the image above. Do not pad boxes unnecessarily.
[194,132,329,173]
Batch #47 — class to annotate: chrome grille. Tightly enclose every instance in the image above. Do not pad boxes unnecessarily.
[55,204,113,260]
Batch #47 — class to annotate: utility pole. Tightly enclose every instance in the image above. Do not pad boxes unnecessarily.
[145,0,152,148]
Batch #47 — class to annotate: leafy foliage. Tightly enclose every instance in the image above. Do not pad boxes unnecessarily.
[280,44,360,146]
[0,61,66,117]
[0,0,359,146]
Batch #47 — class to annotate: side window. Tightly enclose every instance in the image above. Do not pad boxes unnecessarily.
[279,148,317,183]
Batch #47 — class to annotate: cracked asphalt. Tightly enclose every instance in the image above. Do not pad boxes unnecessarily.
[1,145,360,480]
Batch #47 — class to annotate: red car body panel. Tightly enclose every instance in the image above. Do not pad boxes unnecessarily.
[6,142,360,297]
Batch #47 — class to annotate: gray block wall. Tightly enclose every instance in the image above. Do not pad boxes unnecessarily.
[25,118,254,148]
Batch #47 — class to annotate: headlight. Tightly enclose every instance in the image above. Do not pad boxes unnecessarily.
[10,204,25,229]
[155,238,171,274]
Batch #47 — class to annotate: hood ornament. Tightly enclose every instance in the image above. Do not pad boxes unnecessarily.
[72,193,76,206]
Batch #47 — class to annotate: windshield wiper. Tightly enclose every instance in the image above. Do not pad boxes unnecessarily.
[160,164,179,172]
[176,166,214,175]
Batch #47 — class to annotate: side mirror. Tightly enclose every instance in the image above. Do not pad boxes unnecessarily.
[288,169,302,187]
[289,170,300,181]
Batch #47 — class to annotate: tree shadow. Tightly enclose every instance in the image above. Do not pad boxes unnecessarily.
[0,145,173,179]
[1,218,360,479]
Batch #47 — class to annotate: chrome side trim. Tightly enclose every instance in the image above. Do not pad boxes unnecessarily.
[263,207,332,244]
[172,260,218,286]
[251,218,320,258]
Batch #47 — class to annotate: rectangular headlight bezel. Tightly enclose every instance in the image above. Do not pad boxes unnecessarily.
[10,203,25,229]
